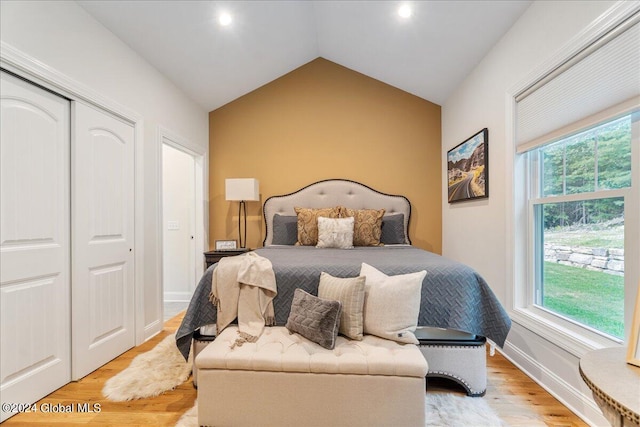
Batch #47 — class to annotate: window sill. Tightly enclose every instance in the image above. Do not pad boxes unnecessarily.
[510,307,623,358]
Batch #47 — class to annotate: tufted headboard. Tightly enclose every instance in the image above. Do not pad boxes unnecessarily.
[262,179,411,246]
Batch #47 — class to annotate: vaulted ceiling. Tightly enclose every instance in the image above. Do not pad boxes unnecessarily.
[79,1,532,111]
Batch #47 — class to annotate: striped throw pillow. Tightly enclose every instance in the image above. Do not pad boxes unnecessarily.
[318,272,366,340]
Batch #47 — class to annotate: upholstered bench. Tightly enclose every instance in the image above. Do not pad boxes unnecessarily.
[416,326,487,396]
[196,325,428,427]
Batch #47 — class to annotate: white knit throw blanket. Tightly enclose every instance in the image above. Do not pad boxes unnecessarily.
[209,252,277,347]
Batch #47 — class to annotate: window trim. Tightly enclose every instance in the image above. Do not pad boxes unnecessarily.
[530,188,628,206]
[507,1,640,359]
[504,2,640,357]
[514,111,638,359]
[509,307,621,356]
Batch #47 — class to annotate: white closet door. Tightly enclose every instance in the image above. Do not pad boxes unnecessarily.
[72,102,135,379]
[0,72,71,422]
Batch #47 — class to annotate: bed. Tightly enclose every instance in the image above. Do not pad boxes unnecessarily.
[176,179,511,359]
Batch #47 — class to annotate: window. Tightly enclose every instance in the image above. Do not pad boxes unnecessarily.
[528,116,634,339]
[513,11,640,352]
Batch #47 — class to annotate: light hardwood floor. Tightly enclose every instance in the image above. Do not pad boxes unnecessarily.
[3,312,589,426]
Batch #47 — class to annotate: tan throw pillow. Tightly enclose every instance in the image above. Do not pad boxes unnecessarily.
[345,208,385,246]
[318,272,366,340]
[316,217,354,249]
[294,207,341,246]
[359,262,426,344]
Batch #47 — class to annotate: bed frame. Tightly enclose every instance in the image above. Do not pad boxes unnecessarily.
[177,180,512,361]
[262,179,411,246]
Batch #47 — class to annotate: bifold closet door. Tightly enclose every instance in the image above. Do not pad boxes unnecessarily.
[72,102,135,380]
[0,71,71,422]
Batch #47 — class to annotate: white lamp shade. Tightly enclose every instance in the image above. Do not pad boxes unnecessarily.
[225,178,260,201]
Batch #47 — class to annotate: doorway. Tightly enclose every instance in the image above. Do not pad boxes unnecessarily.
[161,132,204,321]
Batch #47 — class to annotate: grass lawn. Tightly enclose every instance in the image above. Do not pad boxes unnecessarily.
[544,222,624,248]
[542,261,624,338]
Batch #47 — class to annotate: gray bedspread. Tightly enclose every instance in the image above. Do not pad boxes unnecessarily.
[176,246,511,360]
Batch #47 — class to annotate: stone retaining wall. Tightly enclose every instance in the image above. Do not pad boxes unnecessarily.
[544,244,624,276]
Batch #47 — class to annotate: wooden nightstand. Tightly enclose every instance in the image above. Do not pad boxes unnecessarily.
[204,249,252,268]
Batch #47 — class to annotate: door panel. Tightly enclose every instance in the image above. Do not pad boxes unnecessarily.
[0,71,70,422]
[72,102,135,379]
[88,263,126,344]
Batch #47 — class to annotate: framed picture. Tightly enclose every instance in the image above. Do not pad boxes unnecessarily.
[215,239,237,251]
[627,280,640,367]
[447,128,489,203]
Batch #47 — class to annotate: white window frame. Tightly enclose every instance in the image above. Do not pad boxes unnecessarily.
[529,117,636,332]
[507,2,640,358]
[512,115,639,357]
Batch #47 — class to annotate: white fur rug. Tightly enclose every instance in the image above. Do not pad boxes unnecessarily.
[102,333,192,401]
[425,393,506,426]
[175,393,505,427]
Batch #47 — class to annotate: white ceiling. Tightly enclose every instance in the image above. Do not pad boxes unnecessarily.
[79,1,532,111]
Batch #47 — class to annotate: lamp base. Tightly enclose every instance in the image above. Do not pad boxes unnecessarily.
[238,200,247,248]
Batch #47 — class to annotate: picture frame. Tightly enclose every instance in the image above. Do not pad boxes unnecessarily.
[215,239,238,251]
[627,280,640,367]
[447,128,489,203]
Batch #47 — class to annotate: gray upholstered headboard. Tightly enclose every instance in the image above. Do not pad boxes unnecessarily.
[262,179,411,246]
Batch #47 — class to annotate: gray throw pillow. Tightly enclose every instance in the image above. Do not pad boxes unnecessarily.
[285,288,342,349]
[381,213,406,244]
[272,214,298,245]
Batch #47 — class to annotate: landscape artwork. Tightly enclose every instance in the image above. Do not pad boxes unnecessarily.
[447,128,489,203]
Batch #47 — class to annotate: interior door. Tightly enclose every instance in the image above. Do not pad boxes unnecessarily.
[72,101,135,379]
[0,71,71,422]
[162,142,197,303]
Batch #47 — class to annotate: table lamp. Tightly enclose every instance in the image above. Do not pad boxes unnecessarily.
[225,178,260,248]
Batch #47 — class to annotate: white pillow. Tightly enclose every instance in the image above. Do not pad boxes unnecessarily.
[316,216,354,249]
[359,262,426,344]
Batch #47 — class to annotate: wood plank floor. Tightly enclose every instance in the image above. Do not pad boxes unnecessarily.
[3,312,589,426]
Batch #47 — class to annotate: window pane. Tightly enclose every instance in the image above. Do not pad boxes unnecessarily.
[540,115,632,197]
[539,198,624,338]
[597,116,632,190]
[542,144,564,197]
[565,132,595,194]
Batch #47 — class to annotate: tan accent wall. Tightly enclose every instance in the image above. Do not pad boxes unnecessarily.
[209,58,442,252]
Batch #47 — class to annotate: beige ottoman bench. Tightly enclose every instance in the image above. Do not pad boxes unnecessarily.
[196,326,428,427]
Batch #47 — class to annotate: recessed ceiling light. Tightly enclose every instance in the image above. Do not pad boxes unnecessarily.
[219,12,232,26]
[398,4,412,19]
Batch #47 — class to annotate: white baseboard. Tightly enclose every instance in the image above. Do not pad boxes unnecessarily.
[500,341,607,427]
[144,319,162,342]
[164,292,192,302]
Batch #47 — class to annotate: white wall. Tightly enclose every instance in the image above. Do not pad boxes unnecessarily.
[442,1,621,425]
[0,1,209,339]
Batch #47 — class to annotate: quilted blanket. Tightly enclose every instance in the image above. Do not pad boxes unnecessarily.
[176,246,511,360]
